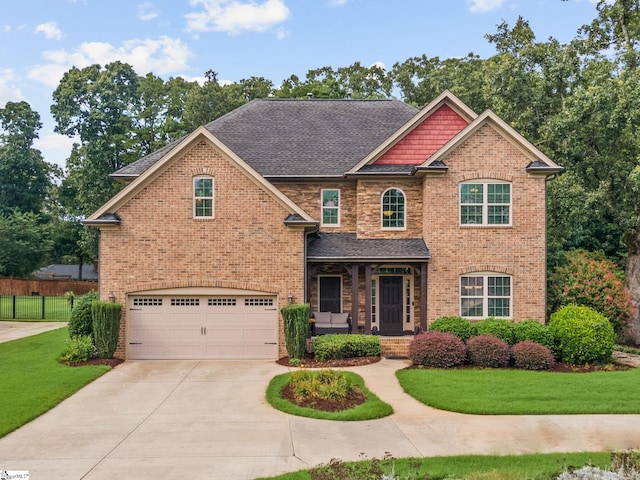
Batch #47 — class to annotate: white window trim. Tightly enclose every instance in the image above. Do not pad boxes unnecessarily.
[193,176,214,219]
[459,180,511,227]
[459,272,512,319]
[381,187,407,231]
[321,188,341,227]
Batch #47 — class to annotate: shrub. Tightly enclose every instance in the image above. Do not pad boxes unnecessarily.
[92,301,122,359]
[549,305,616,365]
[511,340,555,370]
[466,334,511,368]
[281,304,310,360]
[512,320,554,348]
[313,334,381,361]
[474,318,515,345]
[429,316,477,341]
[549,250,632,338]
[67,290,98,339]
[408,331,467,368]
[58,334,94,363]
[290,369,360,402]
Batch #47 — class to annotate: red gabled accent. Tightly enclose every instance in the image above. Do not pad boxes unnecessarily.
[374,104,469,165]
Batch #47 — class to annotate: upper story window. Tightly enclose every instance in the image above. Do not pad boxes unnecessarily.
[193,176,214,218]
[381,188,406,229]
[460,181,511,226]
[321,189,340,226]
[460,274,511,318]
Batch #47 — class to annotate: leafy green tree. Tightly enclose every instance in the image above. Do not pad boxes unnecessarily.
[0,101,54,215]
[0,211,52,277]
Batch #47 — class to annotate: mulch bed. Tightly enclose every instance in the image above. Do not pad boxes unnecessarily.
[280,383,368,412]
[66,357,124,368]
[276,355,381,368]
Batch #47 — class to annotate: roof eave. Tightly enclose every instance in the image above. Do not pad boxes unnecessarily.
[307,255,431,263]
[525,165,565,176]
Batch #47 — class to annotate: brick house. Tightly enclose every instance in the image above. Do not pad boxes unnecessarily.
[85,91,562,360]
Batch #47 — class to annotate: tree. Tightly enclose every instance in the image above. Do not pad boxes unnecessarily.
[0,211,52,277]
[0,101,54,215]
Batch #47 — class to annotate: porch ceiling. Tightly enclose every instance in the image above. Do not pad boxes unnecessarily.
[306,232,430,263]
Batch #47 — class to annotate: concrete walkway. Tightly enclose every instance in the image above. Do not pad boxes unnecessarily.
[0,358,639,480]
[0,320,67,343]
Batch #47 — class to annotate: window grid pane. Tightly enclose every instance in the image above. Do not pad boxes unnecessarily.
[461,275,511,318]
[461,184,483,204]
[461,206,483,224]
[488,206,510,224]
[487,183,510,204]
[194,177,213,218]
[322,190,339,226]
[460,182,511,225]
[382,189,405,228]
[461,298,483,317]
[488,298,510,317]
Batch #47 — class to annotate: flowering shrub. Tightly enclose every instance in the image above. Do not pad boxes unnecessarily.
[511,340,555,370]
[549,305,615,365]
[429,316,477,341]
[512,320,554,348]
[466,334,511,368]
[474,318,515,345]
[408,332,467,368]
[549,250,632,337]
[290,369,358,402]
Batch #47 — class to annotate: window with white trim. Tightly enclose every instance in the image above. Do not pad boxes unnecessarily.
[460,274,511,318]
[381,188,406,229]
[321,189,340,226]
[460,181,511,226]
[194,176,214,218]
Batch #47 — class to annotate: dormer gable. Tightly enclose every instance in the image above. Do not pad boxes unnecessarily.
[375,104,469,165]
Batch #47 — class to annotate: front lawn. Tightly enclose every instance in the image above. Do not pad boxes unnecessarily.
[0,327,111,437]
[255,451,612,480]
[396,367,640,414]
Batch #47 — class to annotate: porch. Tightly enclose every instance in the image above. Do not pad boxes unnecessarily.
[306,232,430,337]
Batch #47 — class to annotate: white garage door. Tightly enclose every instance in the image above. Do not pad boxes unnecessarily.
[128,294,278,360]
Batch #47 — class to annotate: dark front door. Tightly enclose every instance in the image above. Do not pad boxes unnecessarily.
[319,276,341,312]
[379,276,403,335]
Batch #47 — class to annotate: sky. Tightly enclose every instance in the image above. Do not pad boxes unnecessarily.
[1,0,601,170]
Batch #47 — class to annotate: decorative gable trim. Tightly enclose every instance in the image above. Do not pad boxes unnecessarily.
[85,127,317,227]
[418,110,563,175]
[349,90,477,174]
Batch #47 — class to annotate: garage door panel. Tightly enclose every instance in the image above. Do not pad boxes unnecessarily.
[128,295,278,360]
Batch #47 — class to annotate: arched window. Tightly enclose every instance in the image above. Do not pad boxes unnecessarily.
[193,176,214,218]
[381,188,405,229]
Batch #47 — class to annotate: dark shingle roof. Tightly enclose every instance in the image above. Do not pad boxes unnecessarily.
[307,233,430,262]
[114,99,418,178]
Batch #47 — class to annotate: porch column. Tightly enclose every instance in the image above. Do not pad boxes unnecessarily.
[420,263,428,331]
[365,264,372,334]
[351,263,359,332]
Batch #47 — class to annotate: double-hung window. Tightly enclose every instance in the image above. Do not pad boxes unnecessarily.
[194,176,214,218]
[321,189,340,226]
[460,274,511,318]
[381,188,406,229]
[460,181,511,226]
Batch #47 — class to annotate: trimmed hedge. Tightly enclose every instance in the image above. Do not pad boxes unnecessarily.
[92,301,122,359]
[512,320,554,349]
[511,341,555,370]
[281,304,310,360]
[68,290,98,339]
[466,334,511,368]
[429,316,477,341]
[549,305,615,365]
[313,334,381,361]
[474,318,515,345]
[409,332,467,368]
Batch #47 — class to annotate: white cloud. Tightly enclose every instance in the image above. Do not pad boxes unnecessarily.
[138,2,159,21]
[34,21,63,40]
[27,36,193,87]
[328,0,349,6]
[0,68,24,106]
[185,0,290,35]
[468,0,506,13]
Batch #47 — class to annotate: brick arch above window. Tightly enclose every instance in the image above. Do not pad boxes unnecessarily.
[459,171,514,182]
[191,167,216,177]
[458,265,514,276]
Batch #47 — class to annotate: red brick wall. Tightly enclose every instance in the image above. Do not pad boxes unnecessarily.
[99,140,306,358]
[424,123,548,323]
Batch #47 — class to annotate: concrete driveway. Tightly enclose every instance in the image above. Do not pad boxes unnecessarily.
[0,321,68,343]
[1,358,640,480]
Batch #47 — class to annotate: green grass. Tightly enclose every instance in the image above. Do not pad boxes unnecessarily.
[0,327,111,437]
[0,295,72,320]
[266,370,393,421]
[396,367,640,414]
[255,451,612,480]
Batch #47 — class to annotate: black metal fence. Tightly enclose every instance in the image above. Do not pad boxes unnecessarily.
[0,295,76,320]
